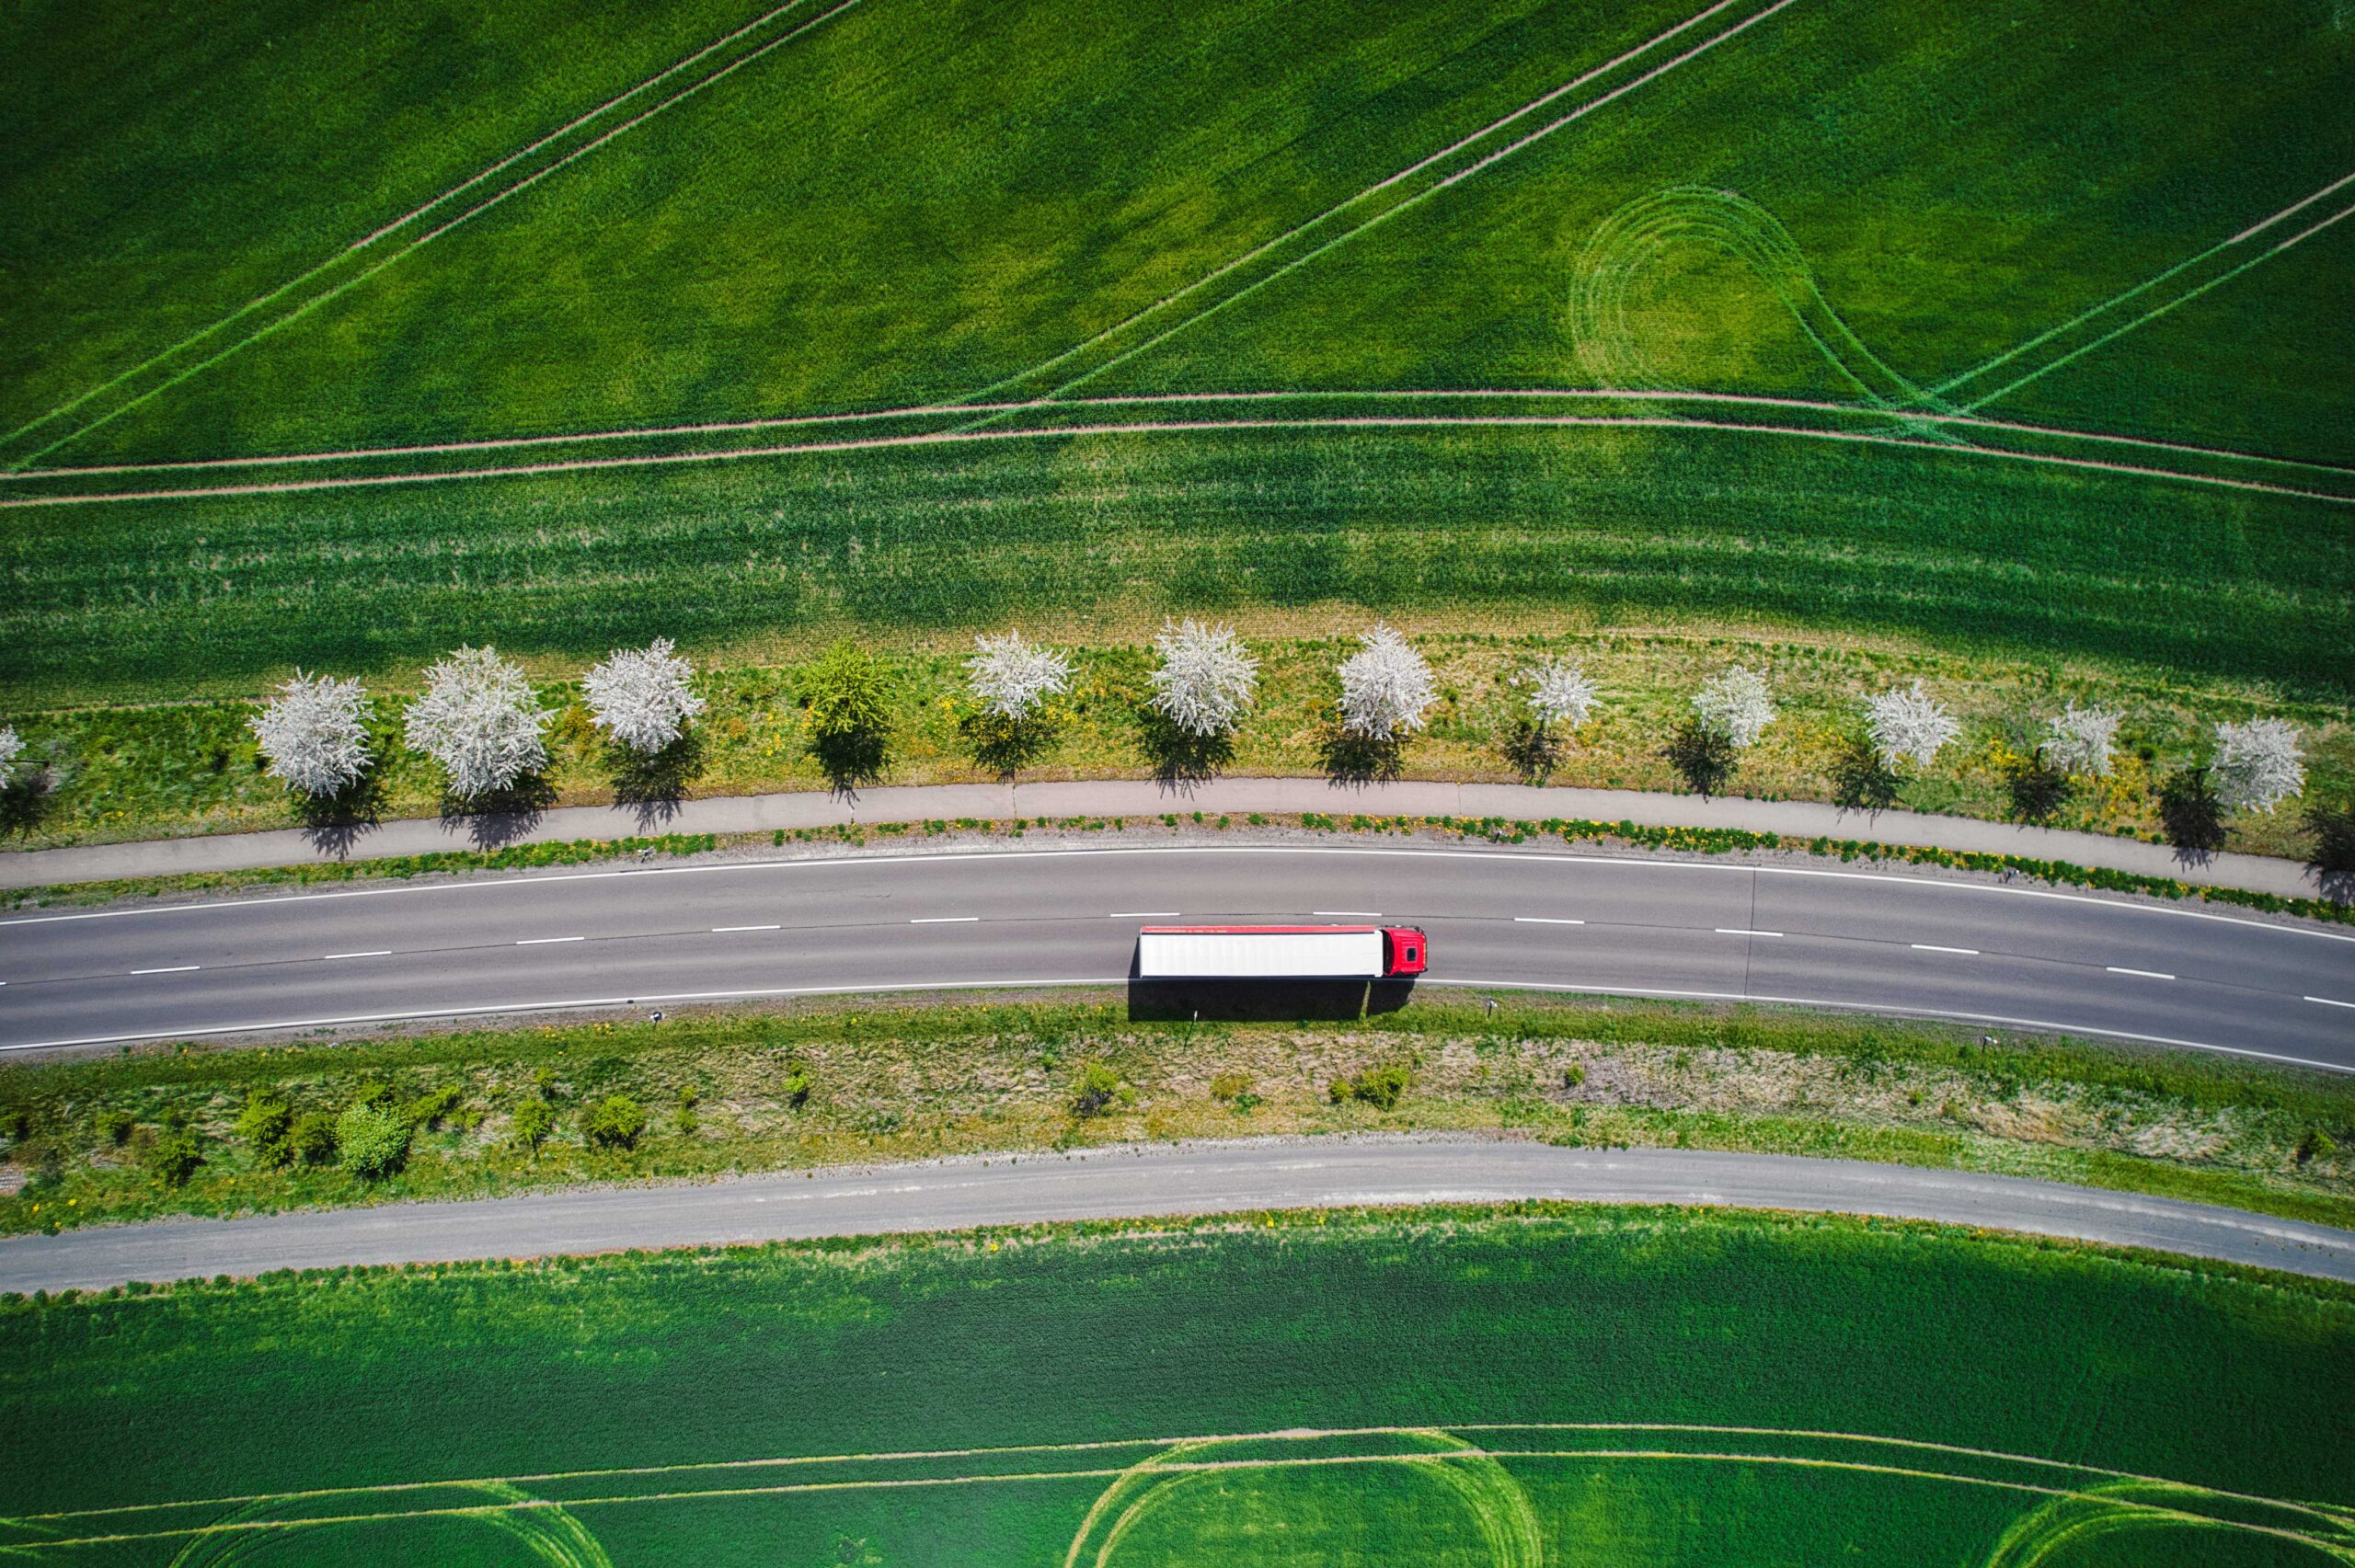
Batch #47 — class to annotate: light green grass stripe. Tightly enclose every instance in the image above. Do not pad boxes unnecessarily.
[5,409,2349,512]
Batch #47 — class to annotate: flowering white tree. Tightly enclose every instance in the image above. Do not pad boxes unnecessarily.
[1691,665,1776,749]
[249,672,372,797]
[404,646,549,799]
[1517,657,1599,731]
[1338,624,1436,738]
[0,726,22,790]
[1148,618,1258,737]
[583,637,706,752]
[967,630,1073,721]
[2211,717,2304,814]
[2040,703,2120,777]
[1863,681,1959,773]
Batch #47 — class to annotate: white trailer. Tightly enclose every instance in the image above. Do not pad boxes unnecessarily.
[1134,925,1427,979]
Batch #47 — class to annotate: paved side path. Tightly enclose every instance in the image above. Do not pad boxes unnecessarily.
[6,1139,2351,1293]
[0,777,2324,898]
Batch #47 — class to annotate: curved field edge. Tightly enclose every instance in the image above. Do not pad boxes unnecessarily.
[6,996,2349,1236]
[1,1205,2349,1558]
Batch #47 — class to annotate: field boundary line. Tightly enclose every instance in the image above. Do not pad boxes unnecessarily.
[949,0,1763,408]
[6,411,2350,511]
[1927,167,2355,404]
[1025,0,1807,405]
[0,0,832,456]
[12,388,2346,484]
[9,0,867,471]
[21,1421,2329,1527]
[22,1449,2333,1553]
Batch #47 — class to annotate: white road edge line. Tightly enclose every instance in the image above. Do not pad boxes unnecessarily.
[322,950,392,960]
[1314,910,1382,918]
[711,924,782,933]
[1911,944,1980,956]
[516,936,584,946]
[1717,928,1783,938]
[2306,995,2355,1010]
[128,966,199,975]
[2106,966,2176,980]
[909,916,979,924]
[6,845,2347,946]
[1514,917,1587,925]
[1109,911,1180,919]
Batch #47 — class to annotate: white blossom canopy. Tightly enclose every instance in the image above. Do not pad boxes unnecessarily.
[583,637,706,752]
[1691,665,1776,750]
[1147,619,1258,737]
[1516,657,1599,731]
[2039,703,2120,777]
[1337,624,1437,738]
[250,671,373,797]
[1862,680,1959,773]
[968,630,1074,720]
[404,646,549,800]
[0,726,23,791]
[2210,717,2304,814]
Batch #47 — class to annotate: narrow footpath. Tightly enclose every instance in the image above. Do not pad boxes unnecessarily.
[6,1139,2352,1294]
[0,777,2325,899]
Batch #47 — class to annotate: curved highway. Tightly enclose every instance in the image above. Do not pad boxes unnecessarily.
[4,1139,2352,1292]
[1,843,2350,1067]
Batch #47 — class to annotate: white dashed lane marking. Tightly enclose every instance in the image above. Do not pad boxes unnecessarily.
[2107,966,2177,981]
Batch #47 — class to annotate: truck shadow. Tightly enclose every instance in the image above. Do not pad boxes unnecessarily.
[1126,979,1416,1023]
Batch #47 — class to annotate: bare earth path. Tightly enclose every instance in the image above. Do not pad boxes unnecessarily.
[5,1138,2351,1294]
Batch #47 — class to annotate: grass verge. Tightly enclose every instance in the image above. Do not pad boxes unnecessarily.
[5,996,2349,1237]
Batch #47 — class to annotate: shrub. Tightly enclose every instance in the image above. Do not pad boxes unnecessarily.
[1209,1070,1253,1102]
[288,1112,339,1167]
[1563,1064,1587,1089]
[236,1095,294,1166]
[95,1107,135,1146]
[1069,1061,1134,1118]
[143,1127,204,1188]
[336,1104,411,1179]
[1329,1061,1412,1112]
[584,1095,647,1150]
[2298,1128,2338,1164]
[404,1084,464,1131]
[2157,766,2226,854]
[781,1070,813,1109]
[508,1098,555,1150]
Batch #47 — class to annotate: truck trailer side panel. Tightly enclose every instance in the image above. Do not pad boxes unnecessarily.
[1136,927,1385,979]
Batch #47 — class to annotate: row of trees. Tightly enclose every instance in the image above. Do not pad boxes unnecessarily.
[10,624,2315,831]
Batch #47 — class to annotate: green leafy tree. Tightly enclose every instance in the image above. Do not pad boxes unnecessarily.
[288,1112,339,1167]
[236,1094,295,1167]
[803,641,895,787]
[336,1103,410,1179]
[584,1095,647,1150]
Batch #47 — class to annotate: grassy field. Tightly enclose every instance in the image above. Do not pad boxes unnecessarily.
[7,998,2350,1235]
[2,1207,2351,1562]
[3,0,2351,709]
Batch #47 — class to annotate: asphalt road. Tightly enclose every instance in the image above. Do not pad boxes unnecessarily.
[6,1138,2351,1293]
[2,843,2350,1066]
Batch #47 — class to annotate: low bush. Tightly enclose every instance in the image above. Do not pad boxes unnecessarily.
[584,1095,647,1151]
[288,1112,339,1167]
[404,1084,463,1131]
[1070,1061,1134,1118]
[1209,1070,1252,1102]
[335,1104,409,1179]
[94,1108,134,1147]
[1330,1061,1413,1112]
[508,1098,555,1151]
[236,1095,294,1167]
[142,1127,203,1188]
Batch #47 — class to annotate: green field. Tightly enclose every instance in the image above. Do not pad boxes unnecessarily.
[2,1209,2351,1563]
[4,0,2351,705]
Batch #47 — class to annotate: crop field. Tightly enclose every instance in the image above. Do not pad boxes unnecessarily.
[3,0,2352,705]
[2,1208,2351,1563]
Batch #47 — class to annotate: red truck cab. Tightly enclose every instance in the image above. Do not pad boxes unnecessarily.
[1384,926,1429,977]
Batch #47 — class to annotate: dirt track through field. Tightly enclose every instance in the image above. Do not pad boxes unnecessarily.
[6,408,2350,511]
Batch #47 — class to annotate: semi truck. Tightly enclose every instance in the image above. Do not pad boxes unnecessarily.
[1134,924,1429,979]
